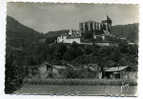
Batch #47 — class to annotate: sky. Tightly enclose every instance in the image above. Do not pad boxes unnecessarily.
[7,3,139,33]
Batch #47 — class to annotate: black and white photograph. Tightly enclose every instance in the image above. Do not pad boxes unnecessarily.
[5,2,139,96]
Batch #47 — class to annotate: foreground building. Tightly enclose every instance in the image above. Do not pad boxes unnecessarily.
[103,66,137,80]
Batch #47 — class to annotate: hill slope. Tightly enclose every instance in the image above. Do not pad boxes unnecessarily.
[6,16,44,93]
[45,30,69,38]
[6,16,43,48]
[111,23,138,43]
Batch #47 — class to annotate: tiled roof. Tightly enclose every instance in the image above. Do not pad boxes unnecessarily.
[104,66,128,72]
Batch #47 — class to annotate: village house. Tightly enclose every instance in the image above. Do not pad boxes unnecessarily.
[103,66,137,80]
[38,62,67,79]
[57,29,81,44]
[86,64,102,79]
[38,62,53,79]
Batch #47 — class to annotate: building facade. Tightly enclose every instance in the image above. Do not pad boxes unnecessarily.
[57,29,81,44]
[79,16,112,41]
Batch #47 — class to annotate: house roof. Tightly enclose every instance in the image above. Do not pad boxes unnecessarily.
[104,66,128,72]
[89,66,99,71]
[53,65,66,69]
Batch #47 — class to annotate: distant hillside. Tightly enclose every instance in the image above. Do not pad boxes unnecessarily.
[45,30,69,38]
[6,16,43,48]
[111,23,138,43]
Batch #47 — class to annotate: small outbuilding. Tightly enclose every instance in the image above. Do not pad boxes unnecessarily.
[103,66,137,79]
[38,62,67,79]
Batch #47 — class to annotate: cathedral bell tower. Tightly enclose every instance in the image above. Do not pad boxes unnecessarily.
[106,16,112,32]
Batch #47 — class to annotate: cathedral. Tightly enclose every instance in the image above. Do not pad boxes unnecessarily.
[79,16,112,42]
[57,16,114,45]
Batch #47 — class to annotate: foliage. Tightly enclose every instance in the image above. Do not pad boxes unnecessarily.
[5,47,26,93]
